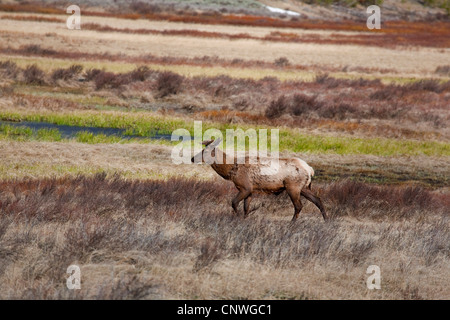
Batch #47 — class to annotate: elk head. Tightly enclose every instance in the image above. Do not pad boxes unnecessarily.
[191,138,222,164]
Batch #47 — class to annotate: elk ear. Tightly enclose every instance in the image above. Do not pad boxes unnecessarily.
[202,139,215,147]
[210,138,222,148]
[208,138,222,157]
[202,138,222,149]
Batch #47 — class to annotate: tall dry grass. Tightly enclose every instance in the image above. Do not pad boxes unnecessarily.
[0,174,448,299]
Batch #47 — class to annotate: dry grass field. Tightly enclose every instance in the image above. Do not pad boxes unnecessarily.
[1,13,449,78]
[0,174,448,299]
[0,0,449,300]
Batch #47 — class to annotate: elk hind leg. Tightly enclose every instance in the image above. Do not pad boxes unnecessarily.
[301,188,327,221]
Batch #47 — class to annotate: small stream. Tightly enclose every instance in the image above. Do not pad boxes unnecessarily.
[0,120,185,140]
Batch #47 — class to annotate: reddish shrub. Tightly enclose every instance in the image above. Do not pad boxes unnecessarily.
[324,179,439,219]
[94,71,131,90]
[371,79,450,100]
[266,94,359,120]
[129,1,162,14]
[316,74,381,89]
[370,86,405,100]
[290,93,320,116]
[265,95,289,119]
[0,14,64,23]
[128,66,152,82]
[155,71,184,98]
[94,71,116,89]
[408,79,446,93]
[318,103,357,120]
[367,104,406,119]
[315,73,341,88]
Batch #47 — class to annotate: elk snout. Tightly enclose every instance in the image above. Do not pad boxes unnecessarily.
[191,153,203,163]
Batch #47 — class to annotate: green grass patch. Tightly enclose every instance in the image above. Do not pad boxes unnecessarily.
[278,132,449,156]
[0,124,33,141]
[0,110,186,136]
[0,125,62,142]
[1,110,449,156]
[0,124,166,145]
[75,131,124,144]
[0,124,61,141]
[196,122,450,156]
[36,128,62,141]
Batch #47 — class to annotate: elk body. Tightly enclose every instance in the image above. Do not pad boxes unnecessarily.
[192,139,327,222]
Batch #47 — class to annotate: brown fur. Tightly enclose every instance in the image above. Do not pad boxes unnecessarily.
[192,139,327,221]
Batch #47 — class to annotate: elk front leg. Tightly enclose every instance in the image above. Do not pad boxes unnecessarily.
[244,195,252,217]
[232,189,251,216]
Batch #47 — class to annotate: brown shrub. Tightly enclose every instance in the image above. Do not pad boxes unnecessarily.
[265,95,290,119]
[323,179,440,220]
[367,104,406,119]
[318,103,357,120]
[93,71,131,90]
[290,93,320,116]
[408,79,449,93]
[316,74,381,89]
[155,71,184,98]
[83,68,103,81]
[422,112,444,128]
[0,60,20,79]
[315,73,342,88]
[266,94,359,120]
[407,79,444,93]
[190,75,261,98]
[22,64,46,85]
[435,65,450,76]
[129,1,162,14]
[51,65,83,81]
[0,174,231,223]
[94,71,117,89]
[274,57,290,67]
[370,85,405,100]
[370,80,450,102]
[128,66,152,82]
[21,44,57,56]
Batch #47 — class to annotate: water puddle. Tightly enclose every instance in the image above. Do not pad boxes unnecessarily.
[0,120,183,140]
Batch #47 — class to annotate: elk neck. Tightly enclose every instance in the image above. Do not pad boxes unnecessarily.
[210,148,236,180]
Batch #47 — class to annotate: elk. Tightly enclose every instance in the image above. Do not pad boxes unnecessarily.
[191,139,327,222]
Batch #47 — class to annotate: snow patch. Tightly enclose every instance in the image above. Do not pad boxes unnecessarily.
[264,5,301,16]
